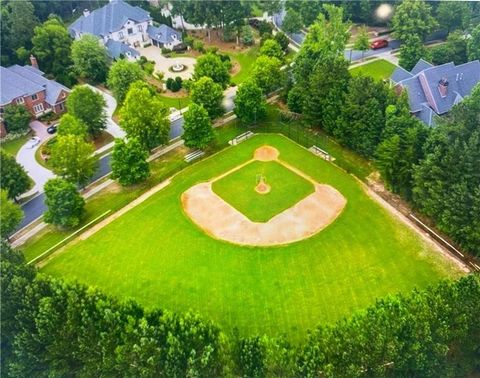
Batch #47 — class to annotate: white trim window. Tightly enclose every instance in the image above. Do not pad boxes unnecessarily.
[33,103,44,114]
[31,93,38,100]
[16,97,25,105]
[138,25,143,32]
[119,31,124,39]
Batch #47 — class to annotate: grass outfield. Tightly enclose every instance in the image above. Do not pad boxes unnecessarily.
[350,59,397,81]
[212,160,314,222]
[40,134,462,341]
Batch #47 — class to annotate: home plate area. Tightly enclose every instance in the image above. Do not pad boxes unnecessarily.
[181,146,347,246]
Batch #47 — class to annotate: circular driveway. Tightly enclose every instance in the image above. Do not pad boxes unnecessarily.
[138,46,196,80]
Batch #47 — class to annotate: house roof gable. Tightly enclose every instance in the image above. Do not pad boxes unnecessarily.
[147,24,182,44]
[69,0,150,37]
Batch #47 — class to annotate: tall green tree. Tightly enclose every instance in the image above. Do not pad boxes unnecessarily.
[120,82,169,151]
[336,75,393,157]
[2,104,31,134]
[0,151,30,201]
[50,134,97,187]
[66,86,107,136]
[107,59,145,103]
[429,31,468,65]
[412,84,480,255]
[57,114,88,137]
[182,103,214,150]
[302,56,350,132]
[353,25,370,61]
[251,55,284,95]
[0,190,23,238]
[234,79,267,125]
[392,0,437,43]
[44,178,85,228]
[292,4,350,112]
[259,39,284,60]
[71,34,109,83]
[31,16,73,84]
[399,34,428,71]
[282,9,303,34]
[1,0,38,65]
[111,138,150,186]
[193,53,230,89]
[190,76,224,120]
[436,1,472,32]
[274,32,290,51]
[467,24,480,61]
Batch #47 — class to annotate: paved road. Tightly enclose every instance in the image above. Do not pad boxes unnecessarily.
[273,10,400,62]
[16,87,237,232]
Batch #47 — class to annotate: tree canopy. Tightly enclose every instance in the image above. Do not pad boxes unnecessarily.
[120,82,170,151]
[44,178,85,229]
[234,79,267,125]
[193,53,230,89]
[259,39,284,61]
[190,76,224,120]
[71,34,110,83]
[2,105,31,135]
[282,9,303,34]
[392,0,437,43]
[107,60,145,103]
[50,134,97,187]
[182,103,214,150]
[252,55,284,95]
[111,138,150,186]
[0,190,23,238]
[57,114,88,137]
[0,150,31,200]
[31,16,73,84]
[66,86,107,136]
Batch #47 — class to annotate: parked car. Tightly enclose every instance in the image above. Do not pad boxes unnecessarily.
[47,124,57,134]
[26,136,41,149]
[370,39,389,50]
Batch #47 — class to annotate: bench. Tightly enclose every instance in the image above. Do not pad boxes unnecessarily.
[184,150,205,163]
[229,131,254,146]
[309,145,334,161]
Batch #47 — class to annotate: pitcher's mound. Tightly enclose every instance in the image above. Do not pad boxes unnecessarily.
[254,146,279,161]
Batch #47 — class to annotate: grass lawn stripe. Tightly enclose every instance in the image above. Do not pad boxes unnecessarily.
[40,134,462,342]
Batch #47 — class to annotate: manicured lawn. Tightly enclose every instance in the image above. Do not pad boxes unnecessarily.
[212,160,314,222]
[230,46,259,85]
[39,134,461,342]
[0,133,30,156]
[350,59,397,81]
[158,93,191,110]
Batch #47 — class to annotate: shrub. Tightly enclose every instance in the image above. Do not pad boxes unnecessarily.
[184,35,194,47]
[258,20,273,36]
[192,40,205,52]
[241,25,254,46]
[161,47,172,54]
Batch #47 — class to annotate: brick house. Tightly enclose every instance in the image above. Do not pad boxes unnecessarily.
[0,56,70,122]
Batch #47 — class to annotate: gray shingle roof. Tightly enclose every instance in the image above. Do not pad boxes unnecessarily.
[69,0,150,37]
[391,66,413,84]
[392,59,480,125]
[1,65,69,106]
[1,66,44,105]
[415,104,435,126]
[147,24,182,44]
[105,39,140,59]
[410,58,433,75]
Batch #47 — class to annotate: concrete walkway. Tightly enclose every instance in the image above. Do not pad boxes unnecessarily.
[16,121,55,197]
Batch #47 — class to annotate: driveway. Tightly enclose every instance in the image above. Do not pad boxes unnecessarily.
[16,120,55,197]
[137,46,196,80]
[85,84,125,139]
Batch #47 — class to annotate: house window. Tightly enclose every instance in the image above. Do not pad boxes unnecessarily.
[128,28,133,35]
[138,25,143,32]
[16,97,25,105]
[33,103,44,114]
[59,103,65,111]
[31,93,38,101]
[119,31,124,39]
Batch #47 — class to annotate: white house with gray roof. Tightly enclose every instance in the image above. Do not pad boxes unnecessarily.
[68,0,182,60]
[391,58,480,126]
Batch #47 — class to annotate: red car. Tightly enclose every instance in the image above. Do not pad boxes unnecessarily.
[370,39,389,50]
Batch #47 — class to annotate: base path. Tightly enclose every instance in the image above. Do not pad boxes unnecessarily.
[182,146,347,246]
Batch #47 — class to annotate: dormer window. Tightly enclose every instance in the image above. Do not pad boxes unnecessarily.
[138,25,143,32]
[128,28,133,35]
[16,97,25,105]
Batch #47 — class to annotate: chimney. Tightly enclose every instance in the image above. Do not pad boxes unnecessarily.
[29,55,39,69]
[438,77,448,98]
[83,9,90,17]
